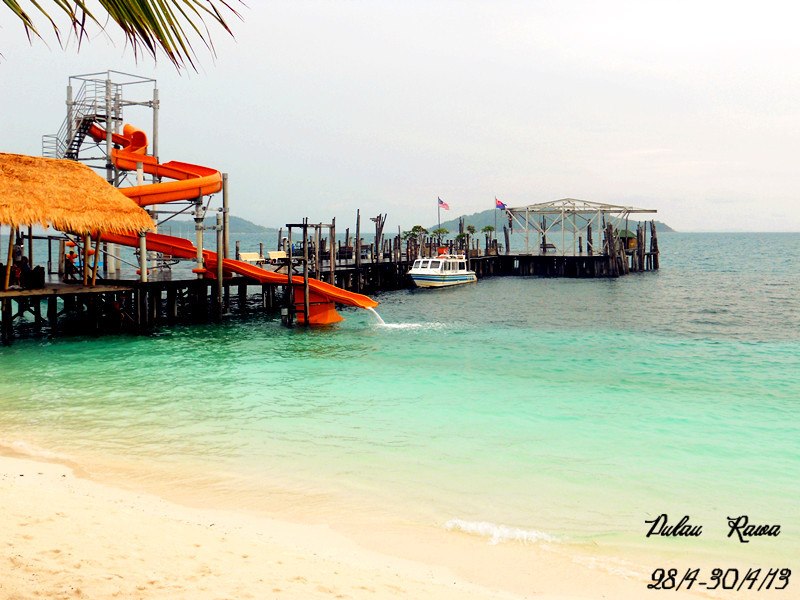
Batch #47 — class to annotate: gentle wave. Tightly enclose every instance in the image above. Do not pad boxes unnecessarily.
[444,518,556,545]
[0,439,72,461]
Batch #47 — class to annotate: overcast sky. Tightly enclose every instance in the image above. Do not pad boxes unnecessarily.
[2,1,799,231]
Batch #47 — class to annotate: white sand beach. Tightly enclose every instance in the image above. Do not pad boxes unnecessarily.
[1,451,764,600]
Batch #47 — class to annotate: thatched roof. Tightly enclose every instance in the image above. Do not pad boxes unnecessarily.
[0,153,153,234]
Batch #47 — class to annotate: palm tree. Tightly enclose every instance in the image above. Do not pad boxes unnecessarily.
[401,225,428,242]
[430,227,449,244]
[402,225,427,259]
[3,0,242,69]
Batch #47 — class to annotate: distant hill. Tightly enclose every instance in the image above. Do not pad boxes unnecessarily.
[160,215,277,237]
[428,208,674,233]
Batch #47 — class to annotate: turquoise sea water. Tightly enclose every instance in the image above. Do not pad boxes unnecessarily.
[1,232,798,562]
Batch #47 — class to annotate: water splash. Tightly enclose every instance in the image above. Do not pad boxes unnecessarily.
[365,307,386,325]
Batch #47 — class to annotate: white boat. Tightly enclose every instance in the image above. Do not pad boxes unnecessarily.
[408,254,477,288]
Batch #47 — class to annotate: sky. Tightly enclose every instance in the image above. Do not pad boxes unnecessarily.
[2,1,799,232]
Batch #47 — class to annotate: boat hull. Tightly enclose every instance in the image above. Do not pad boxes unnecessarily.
[409,273,477,288]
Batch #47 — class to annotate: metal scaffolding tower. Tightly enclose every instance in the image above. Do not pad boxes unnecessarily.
[42,70,159,186]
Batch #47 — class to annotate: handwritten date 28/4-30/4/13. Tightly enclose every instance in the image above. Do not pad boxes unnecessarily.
[648,568,790,592]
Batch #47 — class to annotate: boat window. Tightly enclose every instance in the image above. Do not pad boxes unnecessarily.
[421,260,430,268]
[430,261,441,269]
[459,262,466,269]
[413,260,421,268]
[442,262,450,271]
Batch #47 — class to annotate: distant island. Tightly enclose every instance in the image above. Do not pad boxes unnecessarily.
[160,215,278,237]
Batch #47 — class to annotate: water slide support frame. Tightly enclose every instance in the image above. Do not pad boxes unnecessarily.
[302,218,310,326]
[138,232,148,283]
[222,173,229,260]
[194,198,204,277]
[216,212,224,320]
[286,226,294,326]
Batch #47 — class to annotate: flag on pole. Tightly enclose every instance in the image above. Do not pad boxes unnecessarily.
[495,198,506,210]
[438,197,450,210]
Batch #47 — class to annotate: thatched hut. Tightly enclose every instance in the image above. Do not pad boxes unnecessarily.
[0,153,153,288]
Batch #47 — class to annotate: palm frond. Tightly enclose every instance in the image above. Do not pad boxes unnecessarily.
[2,0,243,70]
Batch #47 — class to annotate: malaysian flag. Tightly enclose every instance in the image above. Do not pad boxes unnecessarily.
[437,197,450,210]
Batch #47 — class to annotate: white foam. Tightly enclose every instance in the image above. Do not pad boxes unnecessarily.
[444,519,556,545]
[375,321,449,330]
[1,439,71,461]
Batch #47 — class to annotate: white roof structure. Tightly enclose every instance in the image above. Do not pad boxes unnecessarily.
[504,198,657,255]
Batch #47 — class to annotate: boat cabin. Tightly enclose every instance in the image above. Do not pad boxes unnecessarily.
[411,256,468,273]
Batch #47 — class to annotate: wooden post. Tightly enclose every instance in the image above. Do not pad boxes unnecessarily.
[27,226,33,266]
[650,220,660,270]
[167,286,177,324]
[91,232,102,286]
[605,223,617,277]
[4,226,15,290]
[329,217,336,285]
[503,226,510,255]
[302,219,310,326]
[637,224,645,271]
[355,209,361,270]
[1,298,12,345]
[216,213,224,321]
[287,226,294,324]
[314,224,321,278]
[114,243,121,278]
[621,237,630,274]
[58,239,65,277]
[82,234,91,286]
[47,295,58,332]
[235,240,240,260]
[372,213,386,263]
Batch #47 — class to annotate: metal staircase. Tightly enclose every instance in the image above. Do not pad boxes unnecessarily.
[42,78,120,160]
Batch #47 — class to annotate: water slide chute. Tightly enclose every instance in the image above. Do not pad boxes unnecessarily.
[89,128,379,325]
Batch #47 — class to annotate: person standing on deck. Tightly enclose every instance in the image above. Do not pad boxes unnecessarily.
[12,236,23,265]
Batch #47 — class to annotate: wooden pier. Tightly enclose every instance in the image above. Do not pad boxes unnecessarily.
[0,216,660,344]
[1,210,660,344]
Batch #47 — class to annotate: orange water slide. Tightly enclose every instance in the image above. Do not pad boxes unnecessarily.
[87,124,378,323]
[100,231,379,325]
[87,124,222,206]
